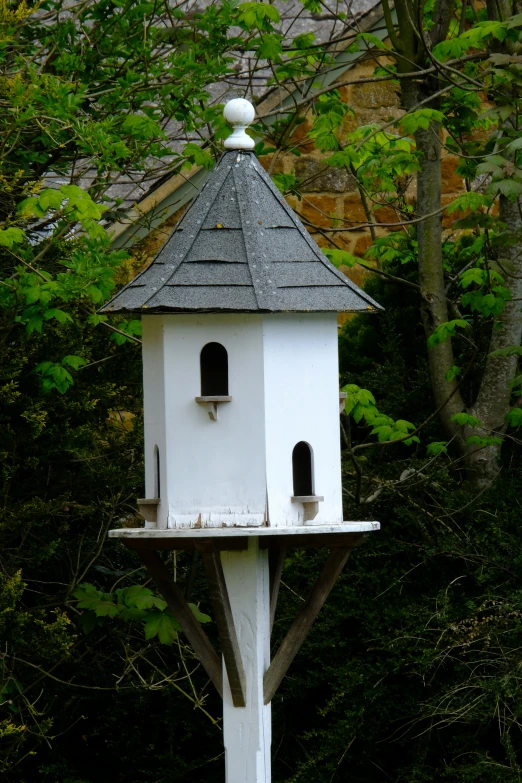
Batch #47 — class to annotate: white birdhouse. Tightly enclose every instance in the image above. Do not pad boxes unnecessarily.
[102,100,380,533]
[105,99,381,783]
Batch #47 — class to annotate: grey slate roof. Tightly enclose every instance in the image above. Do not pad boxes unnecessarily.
[101,150,382,314]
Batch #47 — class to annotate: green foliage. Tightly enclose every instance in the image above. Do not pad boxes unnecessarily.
[272,172,299,196]
[451,412,481,427]
[73,582,210,645]
[400,108,444,134]
[427,319,469,348]
[426,440,448,455]
[466,434,503,446]
[366,232,418,266]
[322,248,359,268]
[144,610,182,644]
[506,408,522,427]
[35,356,86,394]
[109,319,142,345]
[0,228,25,248]
[342,383,419,445]
[182,142,215,171]
[445,364,461,381]
[238,2,280,30]
[308,91,348,151]
[446,192,493,214]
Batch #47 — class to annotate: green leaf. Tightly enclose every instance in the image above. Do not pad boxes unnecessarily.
[238,2,280,30]
[144,610,181,644]
[62,355,87,370]
[445,365,461,382]
[122,114,165,140]
[466,435,503,447]
[73,584,120,618]
[272,173,298,194]
[17,197,44,218]
[506,408,522,427]
[189,603,211,623]
[182,142,214,171]
[495,179,522,201]
[255,33,283,60]
[426,441,448,456]
[0,227,25,248]
[427,320,469,348]
[44,308,73,324]
[323,248,359,269]
[38,188,64,211]
[451,412,481,427]
[446,192,492,215]
[357,32,389,50]
[292,32,315,49]
[400,109,444,135]
[432,37,469,61]
[505,136,522,153]
[459,267,487,288]
[120,584,166,611]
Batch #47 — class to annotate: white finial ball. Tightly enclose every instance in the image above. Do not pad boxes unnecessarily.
[224,98,255,150]
[224,98,255,127]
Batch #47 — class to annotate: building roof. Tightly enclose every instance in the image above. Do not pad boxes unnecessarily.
[101,148,381,314]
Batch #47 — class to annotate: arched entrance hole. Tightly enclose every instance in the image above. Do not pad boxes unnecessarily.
[292,441,314,496]
[200,342,229,396]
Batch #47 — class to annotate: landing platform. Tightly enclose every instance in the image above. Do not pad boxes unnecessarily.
[108,522,379,551]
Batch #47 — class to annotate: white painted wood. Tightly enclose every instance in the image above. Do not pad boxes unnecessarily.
[108,522,380,540]
[150,314,267,528]
[221,538,271,783]
[263,314,343,527]
[140,312,350,532]
[142,317,168,528]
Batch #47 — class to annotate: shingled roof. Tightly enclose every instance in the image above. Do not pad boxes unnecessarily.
[100,149,382,314]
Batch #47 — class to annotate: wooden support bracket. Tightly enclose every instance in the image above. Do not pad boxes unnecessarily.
[263,546,353,705]
[136,549,223,699]
[198,544,247,708]
[195,396,232,421]
[269,547,285,636]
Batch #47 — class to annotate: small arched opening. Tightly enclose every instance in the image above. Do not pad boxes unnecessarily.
[292,441,314,497]
[200,342,229,396]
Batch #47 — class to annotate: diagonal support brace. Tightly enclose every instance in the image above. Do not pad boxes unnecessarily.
[137,549,223,698]
[269,547,285,636]
[199,546,247,708]
[263,546,353,705]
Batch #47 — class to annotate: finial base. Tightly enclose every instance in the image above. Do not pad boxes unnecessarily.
[224,128,255,150]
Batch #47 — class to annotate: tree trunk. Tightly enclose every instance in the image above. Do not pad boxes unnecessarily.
[402,80,467,453]
[467,194,522,486]
[465,0,522,486]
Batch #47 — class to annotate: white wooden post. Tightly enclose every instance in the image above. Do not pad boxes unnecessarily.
[221,538,271,783]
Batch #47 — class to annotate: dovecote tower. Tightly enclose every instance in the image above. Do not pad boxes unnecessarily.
[105,99,380,783]
[102,100,380,533]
